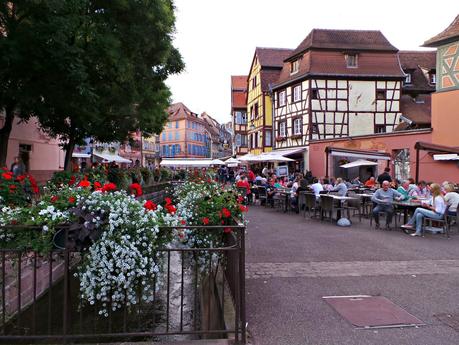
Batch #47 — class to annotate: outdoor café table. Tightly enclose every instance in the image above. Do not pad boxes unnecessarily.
[359,193,374,217]
[323,195,359,219]
[392,200,421,224]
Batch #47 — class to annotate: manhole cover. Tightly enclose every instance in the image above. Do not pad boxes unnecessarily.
[435,313,459,332]
[323,295,425,329]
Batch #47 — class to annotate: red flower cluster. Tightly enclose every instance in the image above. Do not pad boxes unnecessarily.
[202,217,210,225]
[102,182,117,192]
[94,181,102,189]
[164,197,176,214]
[144,200,157,211]
[68,196,76,204]
[51,195,59,203]
[239,204,248,212]
[224,227,232,234]
[2,172,12,180]
[221,208,231,218]
[78,179,91,188]
[129,183,143,197]
[69,175,76,186]
[26,174,39,194]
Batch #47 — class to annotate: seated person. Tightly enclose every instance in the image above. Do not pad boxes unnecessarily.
[396,180,411,201]
[402,183,447,236]
[322,178,333,192]
[371,181,403,229]
[290,177,300,212]
[409,180,430,199]
[365,176,376,188]
[444,183,459,217]
[273,178,282,189]
[266,178,278,207]
[351,176,363,187]
[310,178,324,200]
[331,177,348,197]
[236,176,252,202]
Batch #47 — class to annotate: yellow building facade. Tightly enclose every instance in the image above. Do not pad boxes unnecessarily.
[246,48,292,155]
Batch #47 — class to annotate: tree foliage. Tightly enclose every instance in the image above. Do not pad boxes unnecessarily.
[0,0,184,169]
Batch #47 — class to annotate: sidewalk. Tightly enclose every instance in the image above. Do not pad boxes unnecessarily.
[245,206,459,345]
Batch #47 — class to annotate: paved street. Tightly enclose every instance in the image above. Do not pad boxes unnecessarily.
[245,206,459,345]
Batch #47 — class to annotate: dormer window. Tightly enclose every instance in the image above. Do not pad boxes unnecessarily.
[345,53,358,68]
[290,59,299,74]
[404,72,412,84]
[429,72,436,85]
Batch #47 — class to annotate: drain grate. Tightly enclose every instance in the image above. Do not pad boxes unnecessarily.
[323,295,425,329]
[435,313,459,332]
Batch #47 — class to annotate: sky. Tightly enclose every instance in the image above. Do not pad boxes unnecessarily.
[166,0,459,124]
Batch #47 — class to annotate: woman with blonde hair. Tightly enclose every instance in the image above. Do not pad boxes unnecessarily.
[401,183,447,236]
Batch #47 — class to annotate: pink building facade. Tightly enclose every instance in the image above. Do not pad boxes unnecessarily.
[0,116,64,182]
[308,129,458,183]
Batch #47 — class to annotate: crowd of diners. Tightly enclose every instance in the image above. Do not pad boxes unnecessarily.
[232,165,459,236]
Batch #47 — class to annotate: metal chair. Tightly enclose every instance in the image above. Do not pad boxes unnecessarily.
[304,192,319,218]
[320,195,344,222]
[258,186,268,206]
[423,209,450,238]
[344,197,362,222]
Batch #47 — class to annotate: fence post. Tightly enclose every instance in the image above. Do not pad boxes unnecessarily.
[239,226,246,344]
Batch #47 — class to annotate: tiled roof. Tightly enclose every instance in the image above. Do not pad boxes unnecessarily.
[399,94,431,127]
[274,50,404,88]
[423,14,459,47]
[256,47,293,68]
[398,51,436,93]
[260,69,283,92]
[288,29,398,61]
[232,92,247,109]
[167,102,202,122]
[231,75,247,91]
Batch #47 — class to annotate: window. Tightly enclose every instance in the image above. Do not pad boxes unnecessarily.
[188,144,191,154]
[265,131,272,146]
[162,133,166,141]
[311,89,319,99]
[393,148,410,180]
[311,124,319,134]
[279,91,286,107]
[176,144,181,154]
[168,122,172,128]
[293,118,302,135]
[235,134,242,146]
[290,59,299,74]
[404,72,412,84]
[241,135,247,146]
[254,132,258,148]
[175,121,179,128]
[376,89,386,100]
[375,124,386,133]
[250,106,254,120]
[293,85,301,102]
[187,120,190,128]
[279,121,286,137]
[345,54,358,68]
[430,73,436,84]
[254,103,259,117]
[175,132,180,140]
[252,76,257,89]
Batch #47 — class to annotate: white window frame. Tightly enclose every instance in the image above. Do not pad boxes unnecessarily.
[345,54,358,68]
[430,73,436,84]
[290,60,299,75]
[279,122,286,137]
[235,133,242,146]
[405,72,412,84]
[279,91,286,107]
[265,131,271,146]
[293,118,301,135]
[293,85,301,102]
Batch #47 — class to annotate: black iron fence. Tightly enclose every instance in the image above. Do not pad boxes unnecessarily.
[0,225,246,344]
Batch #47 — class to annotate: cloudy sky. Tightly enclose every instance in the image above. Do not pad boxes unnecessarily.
[166,0,459,124]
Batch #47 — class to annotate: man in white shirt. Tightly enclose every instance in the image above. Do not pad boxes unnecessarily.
[310,178,324,200]
[444,183,459,216]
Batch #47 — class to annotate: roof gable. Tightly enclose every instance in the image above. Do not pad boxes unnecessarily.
[255,47,293,68]
[288,29,398,61]
[423,14,459,47]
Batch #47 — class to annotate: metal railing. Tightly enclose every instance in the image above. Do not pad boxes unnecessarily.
[0,225,246,344]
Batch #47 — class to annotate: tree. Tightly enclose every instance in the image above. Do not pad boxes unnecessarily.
[36,0,184,170]
[1,1,184,170]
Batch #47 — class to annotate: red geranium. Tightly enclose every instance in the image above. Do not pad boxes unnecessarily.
[165,204,176,214]
[144,200,157,211]
[165,197,172,205]
[224,227,232,234]
[102,182,117,192]
[16,175,26,182]
[180,219,186,225]
[202,217,210,225]
[50,195,59,203]
[222,208,231,218]
[237,196,244,203]
[68,196,76,204]
[239,204,248,212]
[94,181,102,189]
[2,172,12,180]
[9,184,16,191]
[129,183,143,197]
[68,175,76,186]
[78,179,91,188]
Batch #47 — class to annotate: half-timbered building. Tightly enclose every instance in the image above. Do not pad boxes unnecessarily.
[231,75,248,156]
[247,47,293,155]
[272,29,405,170]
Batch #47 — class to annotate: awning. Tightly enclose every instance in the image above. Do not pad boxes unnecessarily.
[238,153,260,162]
[273,146,307,157]
[225,158,241,165]
[72,153,91,158]
[160,159,213,167]
[254,153,295,162]
[340,159,379,168]
[93,153,132,163]
[327,147,390,161]
[433,154,459,161]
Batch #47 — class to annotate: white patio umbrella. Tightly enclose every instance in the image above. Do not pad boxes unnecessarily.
[259,153,295,162]
[225,157,241,165]
[238,153,259,162]
[340,159,378,169]
[211,159,225,165]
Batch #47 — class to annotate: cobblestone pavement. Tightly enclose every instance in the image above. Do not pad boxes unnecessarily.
[245,206,459,345]
[246,259,459,279]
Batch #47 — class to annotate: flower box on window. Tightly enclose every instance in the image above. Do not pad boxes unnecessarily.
[276,136,287,142]
[291,134,302,139]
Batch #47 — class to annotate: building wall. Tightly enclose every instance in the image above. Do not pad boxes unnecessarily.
[0,116,64,182]
[431,89,459,147]
[436,41,459,91]
[160,118,208,158]
[308,129,458,183]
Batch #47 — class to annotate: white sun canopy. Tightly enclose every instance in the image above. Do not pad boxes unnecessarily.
[160,159,214,167]
[93,153,132,164]
[433,154,459,161]
[72,153,91,158]
[340,159,379,169]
